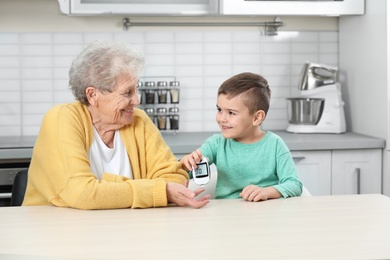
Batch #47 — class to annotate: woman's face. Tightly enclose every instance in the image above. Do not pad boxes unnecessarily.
[95,74,140,129]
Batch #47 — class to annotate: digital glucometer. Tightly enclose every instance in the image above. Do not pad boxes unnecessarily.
[192,156,210,186]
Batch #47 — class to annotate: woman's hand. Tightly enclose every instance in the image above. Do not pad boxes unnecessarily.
[166,181,210,209]
[180,149,203,172]
[240,185,282,202]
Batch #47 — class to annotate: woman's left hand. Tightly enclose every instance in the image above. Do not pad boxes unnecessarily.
[166,181,210,209]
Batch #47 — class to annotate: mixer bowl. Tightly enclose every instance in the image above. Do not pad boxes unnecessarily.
[286,98,324,125]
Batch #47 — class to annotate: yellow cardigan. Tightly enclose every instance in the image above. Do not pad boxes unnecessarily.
[23,102,188,209]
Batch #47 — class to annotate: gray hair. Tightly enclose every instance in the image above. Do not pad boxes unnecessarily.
[69,41,145,105]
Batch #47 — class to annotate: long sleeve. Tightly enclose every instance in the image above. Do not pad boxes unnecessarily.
[200,132,302,199]
[23,102,188,209]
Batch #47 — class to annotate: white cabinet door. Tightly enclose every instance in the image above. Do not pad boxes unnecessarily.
[332,149,382,195]
[292,151,332,196]
[220,0,364,16]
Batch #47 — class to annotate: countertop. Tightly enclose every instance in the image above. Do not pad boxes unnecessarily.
[0,131,386,160]
[162,131,386,154]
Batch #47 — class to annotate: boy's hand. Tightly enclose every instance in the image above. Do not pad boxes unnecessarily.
[240,185,282,202]
[180,149,203,172]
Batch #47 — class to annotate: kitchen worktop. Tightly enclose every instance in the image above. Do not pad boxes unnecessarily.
[163,131,386,154]
[0,131,386,160]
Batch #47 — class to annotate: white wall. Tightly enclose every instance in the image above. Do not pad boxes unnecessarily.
[0,0,339,137]
[339,0,389,196]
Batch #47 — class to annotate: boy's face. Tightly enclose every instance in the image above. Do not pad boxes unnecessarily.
[216,93,260,143]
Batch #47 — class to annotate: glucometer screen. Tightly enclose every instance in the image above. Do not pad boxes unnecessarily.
[194,163,209,178]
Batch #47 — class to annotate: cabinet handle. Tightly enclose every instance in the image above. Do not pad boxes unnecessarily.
[356,168,361,194]
[292,156,306,160]
[0,193,12,199]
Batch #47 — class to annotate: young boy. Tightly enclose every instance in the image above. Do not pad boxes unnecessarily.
[181,72,302,202]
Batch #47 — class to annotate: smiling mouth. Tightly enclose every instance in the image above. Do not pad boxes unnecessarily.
[221,125,232,130]
[123,108,134,113]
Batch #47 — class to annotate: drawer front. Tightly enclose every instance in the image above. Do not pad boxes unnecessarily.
[292,150,332,196]
[0,168,25,185]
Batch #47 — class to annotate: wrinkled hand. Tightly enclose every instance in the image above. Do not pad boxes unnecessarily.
[180,149,203,172]
[167,180,210,209]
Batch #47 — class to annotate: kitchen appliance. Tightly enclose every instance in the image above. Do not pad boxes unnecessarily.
[286,62,346,134]
[0,136,33,206]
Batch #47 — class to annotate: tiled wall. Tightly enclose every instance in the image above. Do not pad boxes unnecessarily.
[0,30,338,137]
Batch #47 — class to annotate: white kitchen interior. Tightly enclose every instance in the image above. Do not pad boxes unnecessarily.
[0,30,339,134]
[0,0,389,198]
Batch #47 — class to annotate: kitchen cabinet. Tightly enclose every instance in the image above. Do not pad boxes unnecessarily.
[57,0,364,16]
[332,149,382,195]
[292,149,382,196]
[292,151,332,196]
[57,0,219,16]
[220,0,365,16]
[339,0,390,196]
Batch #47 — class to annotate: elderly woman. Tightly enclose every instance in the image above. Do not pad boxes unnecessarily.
[23,41,210,210]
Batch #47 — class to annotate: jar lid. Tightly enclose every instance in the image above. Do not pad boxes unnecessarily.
[145,81,155,87]
[157,81,168,87]
[156,107,167,114]
[144,108,154,114]
[169,107,179,113]
[169,81,180,87]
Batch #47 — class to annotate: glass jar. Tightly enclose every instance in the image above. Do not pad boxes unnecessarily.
[169,107,179,130]
[137,81,143,104]
[156,107,167,130]
[145,81,156,104]
[144,107,155,124]
[157,81,168,104]
[169,81,180,104]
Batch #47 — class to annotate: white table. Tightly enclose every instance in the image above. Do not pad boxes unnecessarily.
[1,194,390,259]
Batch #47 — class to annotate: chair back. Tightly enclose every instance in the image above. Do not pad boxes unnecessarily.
[11,169,28,206]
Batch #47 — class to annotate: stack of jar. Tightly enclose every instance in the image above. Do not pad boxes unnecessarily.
[138,80,180,131]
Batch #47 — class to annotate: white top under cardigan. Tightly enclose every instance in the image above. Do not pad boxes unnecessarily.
[88,128,133,180]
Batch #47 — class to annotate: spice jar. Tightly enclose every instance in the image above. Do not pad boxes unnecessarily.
[145,107,155,124]
[169,81,180,104]
[144,81,156,104]
[156,107,167,130]
[137,81,143,104]
[157,81,168,104]
[169,107,179,130]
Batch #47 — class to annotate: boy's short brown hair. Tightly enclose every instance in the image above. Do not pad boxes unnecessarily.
[218,72,271,115]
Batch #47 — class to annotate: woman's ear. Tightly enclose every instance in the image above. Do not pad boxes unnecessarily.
[253,110,266,126]
[86,87,98,106]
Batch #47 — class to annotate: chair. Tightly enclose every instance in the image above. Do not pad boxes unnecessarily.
[301,185,312,196]
[11,169,28,206]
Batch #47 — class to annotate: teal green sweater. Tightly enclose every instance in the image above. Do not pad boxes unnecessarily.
[199,131,302,199]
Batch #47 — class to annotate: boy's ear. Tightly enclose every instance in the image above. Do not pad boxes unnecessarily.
[253,110,266,126]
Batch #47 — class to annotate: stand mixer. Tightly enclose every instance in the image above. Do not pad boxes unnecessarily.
[286,62,346,134]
